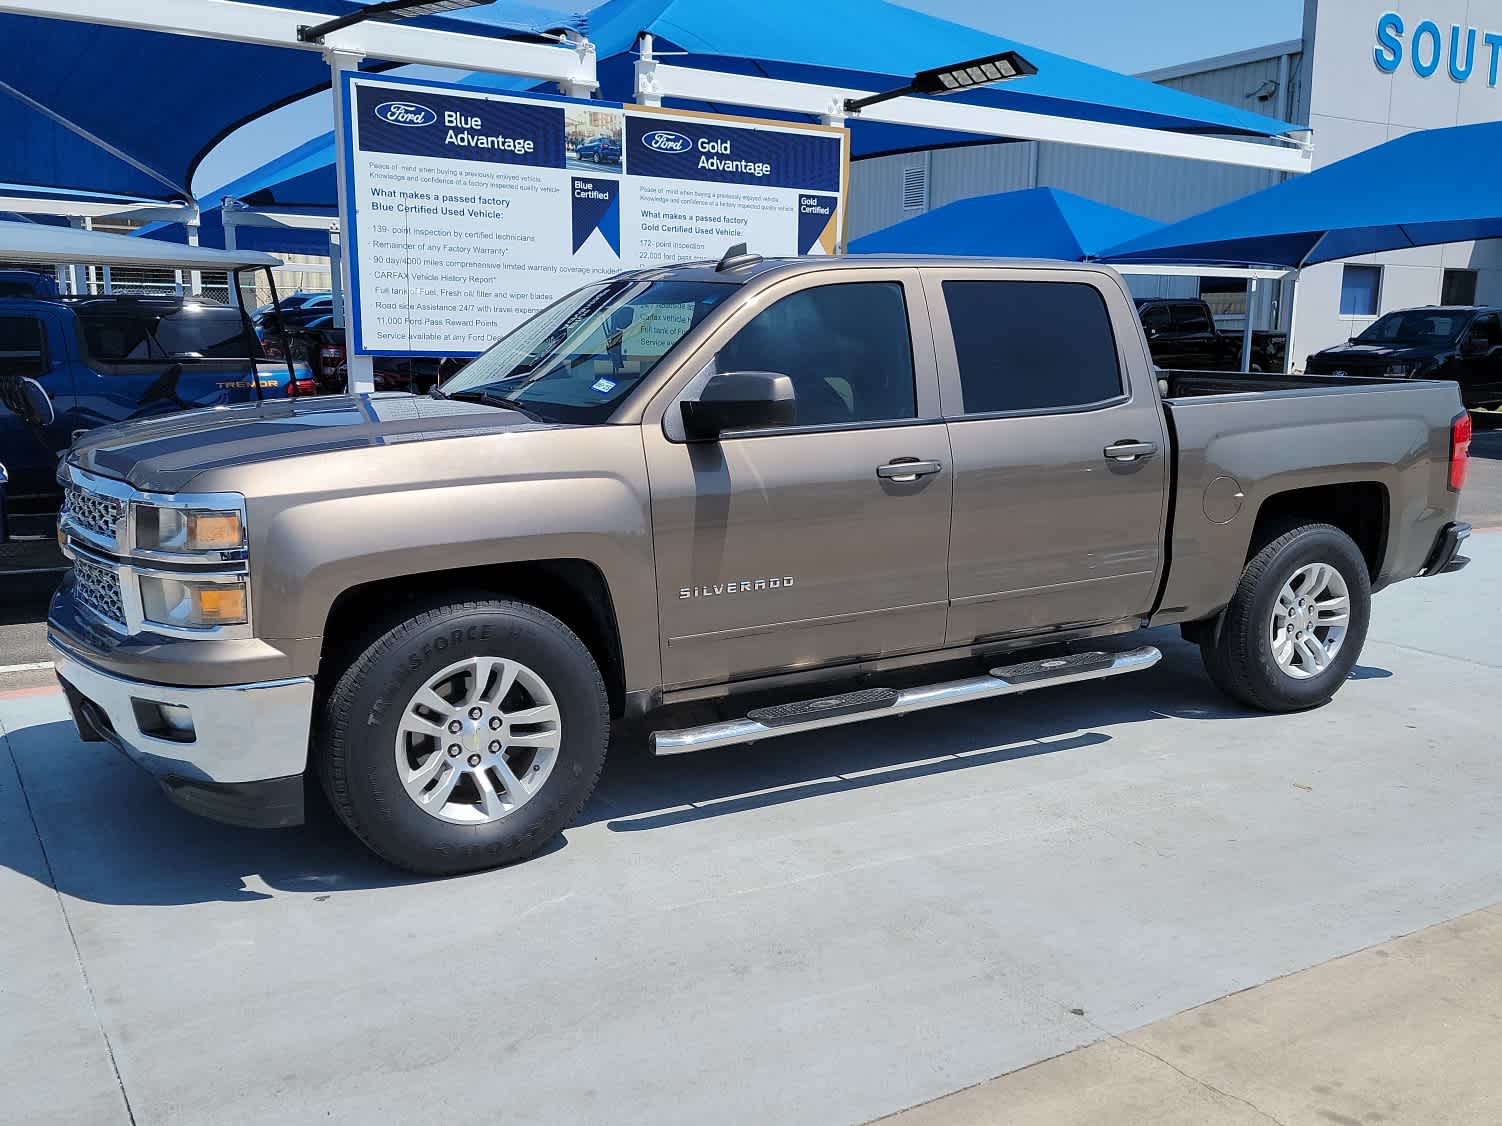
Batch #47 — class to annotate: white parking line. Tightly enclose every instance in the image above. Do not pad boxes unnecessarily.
[0,661,54,674]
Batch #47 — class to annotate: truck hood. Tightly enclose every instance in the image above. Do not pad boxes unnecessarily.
[68,393,565,493]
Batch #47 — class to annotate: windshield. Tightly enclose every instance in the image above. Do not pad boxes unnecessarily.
[441,278,740,423]
[1354,310,1468,345]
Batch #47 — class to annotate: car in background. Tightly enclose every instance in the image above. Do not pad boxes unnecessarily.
[1136,297,1287,373]
[0,269,59,299]
[574,135,622,164]
[1305,305,1502,409]
[0,293,313,507]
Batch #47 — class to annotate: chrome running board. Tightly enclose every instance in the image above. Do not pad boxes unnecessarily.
[650,646,1161,756]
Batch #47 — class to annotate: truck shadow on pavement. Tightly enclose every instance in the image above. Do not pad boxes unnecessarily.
[0,631,1390,905]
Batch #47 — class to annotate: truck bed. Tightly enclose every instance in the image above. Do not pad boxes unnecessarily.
[1152,368,1465,626]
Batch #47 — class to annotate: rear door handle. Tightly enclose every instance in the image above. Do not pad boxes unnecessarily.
[1104,441,1157,462]
[877,459,943,482]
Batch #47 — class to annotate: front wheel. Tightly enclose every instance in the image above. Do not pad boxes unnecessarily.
[317,596,609,875]
[1200,522,1372,712]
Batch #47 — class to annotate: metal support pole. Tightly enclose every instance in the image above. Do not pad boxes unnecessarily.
[328,48,374,394]
[634,33,662,106]
[1283,272,1301,374]
[1241,277,1258,372]
[185,221,203,296]
[68,216,88,295]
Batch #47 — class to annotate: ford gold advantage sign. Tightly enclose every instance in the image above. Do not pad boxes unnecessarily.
[342,74,849,356]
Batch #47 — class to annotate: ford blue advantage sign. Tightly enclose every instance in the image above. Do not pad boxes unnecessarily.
[341,74,848,357]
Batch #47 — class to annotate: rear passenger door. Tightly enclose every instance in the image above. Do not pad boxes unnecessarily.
[1169,302,1224,370]
[925,269,1170,645]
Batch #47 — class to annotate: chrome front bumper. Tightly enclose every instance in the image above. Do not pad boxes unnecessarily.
[49,638,315,788]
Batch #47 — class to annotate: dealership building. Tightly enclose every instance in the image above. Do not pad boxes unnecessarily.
[849,0,1502,368]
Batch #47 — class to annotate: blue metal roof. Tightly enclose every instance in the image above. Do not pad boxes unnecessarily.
[2,0,1301,210]
[1104,122,1502,268]
[849,187,1160,261]
[0,1,586,203]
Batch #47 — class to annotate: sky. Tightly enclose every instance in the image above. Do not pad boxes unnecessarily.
[194,0,1309,195]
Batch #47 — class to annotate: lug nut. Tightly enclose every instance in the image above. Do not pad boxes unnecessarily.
[469,707,483,720]
[489,716,503,730]
[448,720,462,734]
[447,744,461,757]
[489,740,501,752]
[467,753,482,767]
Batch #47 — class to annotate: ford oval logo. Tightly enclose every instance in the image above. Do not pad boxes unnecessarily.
[375,101,437,127]
[642,129,692,154]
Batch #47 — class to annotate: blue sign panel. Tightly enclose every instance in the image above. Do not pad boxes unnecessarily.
[354,84,564,169]
[625,115,843,192]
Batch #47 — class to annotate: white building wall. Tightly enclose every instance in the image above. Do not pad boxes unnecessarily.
[1293,0,1502,365]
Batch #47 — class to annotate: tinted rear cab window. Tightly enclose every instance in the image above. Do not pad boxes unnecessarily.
[942,280,1123,415]
[0,315,48,377]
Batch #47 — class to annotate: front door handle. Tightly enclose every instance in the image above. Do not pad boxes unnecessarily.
[1104,441,1158,462]
[877,458,943,482]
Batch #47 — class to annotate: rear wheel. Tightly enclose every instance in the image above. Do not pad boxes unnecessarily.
[317,596,609,875]
[1200,522,1372,712]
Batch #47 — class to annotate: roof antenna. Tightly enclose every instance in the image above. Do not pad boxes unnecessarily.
[716,242,763,272]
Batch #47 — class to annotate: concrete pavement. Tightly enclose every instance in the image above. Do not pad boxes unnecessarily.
[1,541,1499,1125]
[881,905,1502,1126]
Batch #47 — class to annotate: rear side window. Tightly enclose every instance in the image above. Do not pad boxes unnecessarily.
[80,307,256,364]
[1173,304,1213,333]
[0,315,48,377]
[942,280,1123,415]
[1138,304,1170,332]
[716,282,916,427]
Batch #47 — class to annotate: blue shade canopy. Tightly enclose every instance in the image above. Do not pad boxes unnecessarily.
[0,1,586,203]
[1104,122,1502,269]
[196,0,1303,210]
[137,205,336,256]
[849,187,1160,261]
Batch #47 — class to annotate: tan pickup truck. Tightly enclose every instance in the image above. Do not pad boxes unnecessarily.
[46,254,1474,874]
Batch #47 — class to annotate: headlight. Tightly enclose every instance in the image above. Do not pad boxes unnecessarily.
[133,503,244,552]
[138,575,248,628]
[1385,362,1421,377]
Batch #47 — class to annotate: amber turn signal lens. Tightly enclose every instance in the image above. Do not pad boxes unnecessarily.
[192,585,248,624]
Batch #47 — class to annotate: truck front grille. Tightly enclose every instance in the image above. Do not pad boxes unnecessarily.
[72,555,126,629]
[64,484,125,544]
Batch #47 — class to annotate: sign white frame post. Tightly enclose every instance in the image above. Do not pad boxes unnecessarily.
[327,48,374,391]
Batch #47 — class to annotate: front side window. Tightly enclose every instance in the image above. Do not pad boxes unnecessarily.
[0,315,48,377]
[443,278,739,424]
[714,281,917,428]
[943,280,1123,415]
[1470,314,1500,347]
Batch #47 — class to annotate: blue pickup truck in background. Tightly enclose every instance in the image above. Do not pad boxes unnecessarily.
[1,290,314,510]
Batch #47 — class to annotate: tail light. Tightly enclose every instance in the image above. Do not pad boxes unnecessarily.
[1449,411,1472,492]
[284,378,318,397]
[321,343,346,363]
[260,338,284,360]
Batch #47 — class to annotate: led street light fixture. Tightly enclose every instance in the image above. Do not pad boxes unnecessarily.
[844,50,1037,114]
[299,0,497,43]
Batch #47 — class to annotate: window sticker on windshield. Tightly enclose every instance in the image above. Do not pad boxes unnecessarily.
[591,377,617,394]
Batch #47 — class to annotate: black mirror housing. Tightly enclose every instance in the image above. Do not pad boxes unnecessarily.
[680,371,797,442]
[0,376,55,429]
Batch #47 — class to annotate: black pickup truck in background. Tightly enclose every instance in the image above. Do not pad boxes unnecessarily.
[1136,297,1287,373]
[1305,306,1502,410]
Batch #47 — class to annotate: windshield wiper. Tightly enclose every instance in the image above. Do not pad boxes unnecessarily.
[431,386,547,423]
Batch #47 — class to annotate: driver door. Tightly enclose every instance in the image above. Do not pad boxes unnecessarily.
[642,271,953,691]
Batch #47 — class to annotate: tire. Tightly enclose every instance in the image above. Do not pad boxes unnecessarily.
[317,595,609,875]
[1199,522,1372,712]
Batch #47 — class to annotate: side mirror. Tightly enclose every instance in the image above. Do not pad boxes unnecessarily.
[680,371,797,442]
[0,376,55,428]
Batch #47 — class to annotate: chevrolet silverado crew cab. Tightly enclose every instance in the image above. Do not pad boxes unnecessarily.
[45,254,1473,875]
